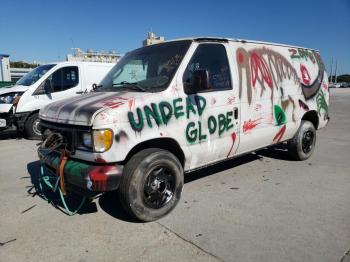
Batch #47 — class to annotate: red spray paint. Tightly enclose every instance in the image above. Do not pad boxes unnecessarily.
[250,52,273,89]
[88,166,115,191]
[300,64,311,85]
[243,118,262,133]
[226,132,237,158]
[273,125,286,143]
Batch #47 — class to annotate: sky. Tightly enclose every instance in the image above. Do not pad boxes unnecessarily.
[0,0,349,74]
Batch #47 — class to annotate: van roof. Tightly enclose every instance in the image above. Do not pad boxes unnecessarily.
[48,61,116,66]
[163,37,318,52]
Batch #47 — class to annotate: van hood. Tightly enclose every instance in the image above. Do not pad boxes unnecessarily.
[0,85,28,95]
[39,91,142,126]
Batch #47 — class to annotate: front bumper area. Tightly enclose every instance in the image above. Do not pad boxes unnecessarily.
[14,111,31,131]
[38,147,123,194]
[0,109,15,131]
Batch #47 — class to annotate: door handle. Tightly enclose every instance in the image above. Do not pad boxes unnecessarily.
[76,91,84,94]
[233,107,239,119]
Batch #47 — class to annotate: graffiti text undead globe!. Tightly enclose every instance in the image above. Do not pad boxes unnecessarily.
[186,112,234,143]
[127,95,235,143]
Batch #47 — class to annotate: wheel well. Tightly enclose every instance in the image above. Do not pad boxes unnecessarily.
[16,110,39,131]
[24,110,40,127]
[28,110,39,119]
[302,110,319,129]
[122,138,186,167]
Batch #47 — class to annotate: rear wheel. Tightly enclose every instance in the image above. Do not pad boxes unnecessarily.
[118,148,184,222]
[288,120,316,160]
[24,113,41,139]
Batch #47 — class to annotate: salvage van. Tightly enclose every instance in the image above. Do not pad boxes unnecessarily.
[0,62,114,137]
[38,38,329,221]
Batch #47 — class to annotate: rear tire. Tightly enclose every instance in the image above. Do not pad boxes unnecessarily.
[118,148,184,222]
[24,113,41,140]
[288,120,316,160]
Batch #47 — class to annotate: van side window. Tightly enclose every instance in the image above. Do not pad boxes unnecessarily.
[62,66,79,91]
[183,44,231,92]
[47,66,79,92]
[48,69,62,92]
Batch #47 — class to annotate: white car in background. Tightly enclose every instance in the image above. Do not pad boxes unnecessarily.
[0,61,114,138]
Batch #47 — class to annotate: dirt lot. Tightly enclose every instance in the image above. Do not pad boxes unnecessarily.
[0,88,349,262]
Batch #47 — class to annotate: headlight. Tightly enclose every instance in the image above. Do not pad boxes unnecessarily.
[82,132,93,148]
[0,92,23,105]
[0,94,14,104]
[93,129,113,152]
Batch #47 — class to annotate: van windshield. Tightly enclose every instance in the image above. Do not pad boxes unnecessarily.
[16,64,56,86]
[98,40,192,92]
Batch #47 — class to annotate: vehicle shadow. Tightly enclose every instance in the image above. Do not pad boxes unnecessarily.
[0,129,22,140]
[26,160,98,215]
[256,143,295,161]
[98,192,142,223]
[184,153,262,184]
[99,152,264,223]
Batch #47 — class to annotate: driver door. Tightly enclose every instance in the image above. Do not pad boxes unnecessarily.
[181,42,241,169]
[34,66,81,108]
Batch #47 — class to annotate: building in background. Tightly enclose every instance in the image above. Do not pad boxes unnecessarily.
[66,48,121,63]
[9,60,38,82]
[142,32,165,46]
[0,54,11,81]
[10,68,32,82]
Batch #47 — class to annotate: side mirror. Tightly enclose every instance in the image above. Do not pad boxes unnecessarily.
[184,70,210,94]
[44,79,53,94]
[33,80,51,96]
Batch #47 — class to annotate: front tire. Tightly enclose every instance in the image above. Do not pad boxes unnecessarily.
[118,148,184,222]
[288,120,316,160]
[24,113,41,139]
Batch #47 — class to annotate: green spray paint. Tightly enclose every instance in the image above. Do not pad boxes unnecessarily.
[186,122,197,143]
[316,90,328,116]
[173,98,185,119]
[159,101,173,125]
[186,97,197,118]
[128,108,144,132]
[185,111,235,143]
[194,95,206,116]
[185,121,207,143]
[208,116,217,134]
[144,103,162,128]
[127,95,234,143]
[226,111,234,130]
[128,95,208,131]
[274,105,286,126]
[218,114,227,136]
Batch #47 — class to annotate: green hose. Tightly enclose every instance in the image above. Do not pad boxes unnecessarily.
[39,165,86,216]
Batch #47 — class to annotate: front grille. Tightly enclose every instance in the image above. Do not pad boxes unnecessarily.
[40,120,91,154]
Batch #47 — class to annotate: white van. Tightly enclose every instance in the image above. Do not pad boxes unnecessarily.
[0,61,114,137]
[38,38,330,221]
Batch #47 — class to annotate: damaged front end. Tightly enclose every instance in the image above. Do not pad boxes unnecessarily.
[38,121,123,196]
[0,107,15,131]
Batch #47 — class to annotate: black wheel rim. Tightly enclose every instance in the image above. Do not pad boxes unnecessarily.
[302,130,314,154]
[143,166,176,209]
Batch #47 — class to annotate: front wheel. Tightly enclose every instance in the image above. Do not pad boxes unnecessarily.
[118,148,184,222]
[24,113,41,139]
[288,120,316,160]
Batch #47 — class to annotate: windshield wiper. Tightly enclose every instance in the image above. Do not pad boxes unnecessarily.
[113,81,146,92]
